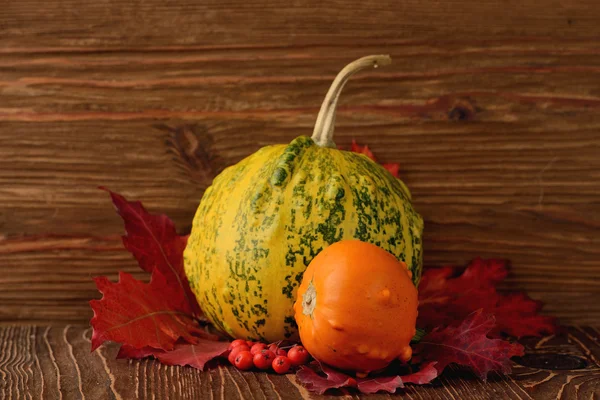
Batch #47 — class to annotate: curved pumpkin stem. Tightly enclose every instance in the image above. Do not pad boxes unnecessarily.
[311,55,392,148]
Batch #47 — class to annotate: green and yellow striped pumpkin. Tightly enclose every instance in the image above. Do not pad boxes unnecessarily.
[184,55,423,342]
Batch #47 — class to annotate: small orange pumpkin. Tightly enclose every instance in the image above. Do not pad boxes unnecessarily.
[293,240,418,374]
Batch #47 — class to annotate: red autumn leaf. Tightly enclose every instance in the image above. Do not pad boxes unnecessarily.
[419,258,507,302]
[400,362,439,385]
[90,270,208,352]
[297,361,438,395]
[460,258,508,284]
[101,187,201,317]
[349,140,400,178]
[117,345,159,360]
[492,293,558,338]
[351,139,376,160]
[296,362,357,395]
[381,163,400,178]
[356,362,438,394]
[418,258,557,337]
[417,259,502,330]
[415,310,524,380]
[356,376,403,394]
[155,340,231,371]
[117,340,230,371]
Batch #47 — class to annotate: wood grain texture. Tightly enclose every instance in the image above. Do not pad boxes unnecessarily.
[2,0,600,49]
[0,235,135,324]
[1,0,600,325]
[0,325,598,399]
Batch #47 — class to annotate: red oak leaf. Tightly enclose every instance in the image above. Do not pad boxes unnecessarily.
[101,188,201,317]
[296,362,357,395]
[349,140,400,178]
[90,270,206,351]
[418,258,556,337]
[154,340,231,371]
[415,310,525,380]
[356,362,438,394]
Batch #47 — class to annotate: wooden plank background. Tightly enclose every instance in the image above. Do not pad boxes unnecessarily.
[0,0,599,326]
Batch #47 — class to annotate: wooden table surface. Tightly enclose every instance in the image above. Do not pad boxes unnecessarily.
[2,0,600,398]
[0,325,598,399]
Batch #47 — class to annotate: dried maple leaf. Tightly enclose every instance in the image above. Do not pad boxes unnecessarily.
[155,340,231,371]
[296,362,357,395]
[415,310,524,380]
[418,258,556,337]
[356,362,438,394]
[381,163,400,178]
[419,258,507,302]
[90,270,207,351]
[492,293,558,338]
[356,376,404,394]
[117,340,230,371]
[297,361,438,395]
[101,188,202,317]
[351,140,376,160]
[349,140,400,178]
[117,345,159,360]
[400,362,439,385]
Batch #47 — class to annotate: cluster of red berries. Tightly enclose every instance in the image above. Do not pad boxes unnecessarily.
[227,339,311,374]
